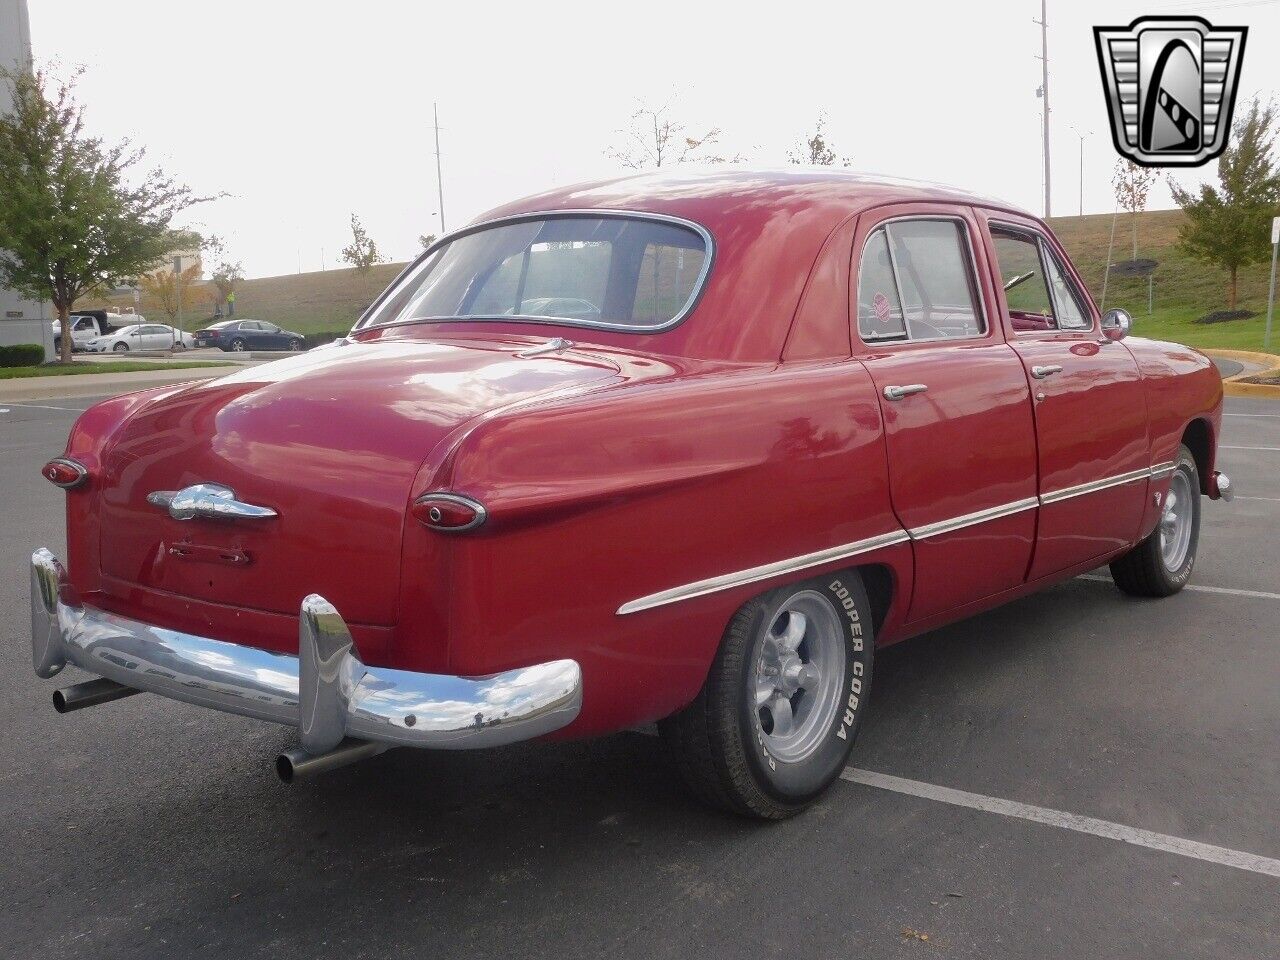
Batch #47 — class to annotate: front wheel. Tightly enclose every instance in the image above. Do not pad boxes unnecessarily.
[288,338,303,351]
[659,571,874,819]
[112,342,129,352]
[1110,445,1200,597]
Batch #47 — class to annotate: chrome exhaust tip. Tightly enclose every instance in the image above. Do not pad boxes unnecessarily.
[275,738,389,783]
[52,677,141,713]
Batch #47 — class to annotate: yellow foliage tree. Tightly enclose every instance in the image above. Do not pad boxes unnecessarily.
[139,262,204,325]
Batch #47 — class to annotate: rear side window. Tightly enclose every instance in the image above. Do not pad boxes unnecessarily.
[857,219,984,343]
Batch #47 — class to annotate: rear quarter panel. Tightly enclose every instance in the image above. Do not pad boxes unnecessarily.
[422,359,904,737]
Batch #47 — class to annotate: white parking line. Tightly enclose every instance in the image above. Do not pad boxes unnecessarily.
[841,768,1280,878]
[1236,496,1280,503]
[1079,574,1280,602]
[1221,445,1280,451]
[0,401,87,412]
[1224,413,1280,419]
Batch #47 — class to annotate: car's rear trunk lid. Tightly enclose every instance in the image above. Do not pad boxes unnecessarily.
[97,337,618,631]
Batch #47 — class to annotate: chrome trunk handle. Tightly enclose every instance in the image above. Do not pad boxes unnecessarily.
[883,384,928,401]
[147,483,278,521]
[1031,364,1063,379]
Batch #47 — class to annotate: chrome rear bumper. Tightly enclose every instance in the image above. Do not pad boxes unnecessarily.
[30,548,582,755]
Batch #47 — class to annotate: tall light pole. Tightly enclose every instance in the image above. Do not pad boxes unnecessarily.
[1070,126,1090,217]
[433,102,446,233]
[1035,0,1052,218]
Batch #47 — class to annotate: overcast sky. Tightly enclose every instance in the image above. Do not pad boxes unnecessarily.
[28,0,1280,278]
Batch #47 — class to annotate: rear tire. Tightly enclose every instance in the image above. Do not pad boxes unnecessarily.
[229,338,246,352]
[659,571,874,819]
[1110,445,1200,597]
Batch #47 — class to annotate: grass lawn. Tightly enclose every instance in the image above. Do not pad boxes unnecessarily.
[1124,305,1278,353]
[0,360,237,380]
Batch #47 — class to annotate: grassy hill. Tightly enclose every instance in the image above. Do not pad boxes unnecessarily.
[87,209,1278,352]
[1049,208,1275,352]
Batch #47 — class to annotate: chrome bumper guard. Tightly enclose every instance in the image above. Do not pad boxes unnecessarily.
[30,549,583,755]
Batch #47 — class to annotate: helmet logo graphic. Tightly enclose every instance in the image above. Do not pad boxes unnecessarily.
[1094,16,1247,167]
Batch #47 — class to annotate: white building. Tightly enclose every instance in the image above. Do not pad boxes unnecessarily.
[0,0,54,359]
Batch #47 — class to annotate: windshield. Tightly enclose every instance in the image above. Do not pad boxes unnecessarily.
[358,214,711,332]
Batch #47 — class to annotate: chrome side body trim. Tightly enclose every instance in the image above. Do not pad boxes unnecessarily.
[618,462,1181,615]
[1039,467,1151,505]
[146,483,278,522]
[616,531,911,615]
[31,549,582,753]
[908,497,1040,540]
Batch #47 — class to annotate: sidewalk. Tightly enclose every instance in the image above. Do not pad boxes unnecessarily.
[0,365,241,403]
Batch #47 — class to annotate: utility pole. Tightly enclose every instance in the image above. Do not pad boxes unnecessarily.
[1035,0,1052,218]
[434,102,446,233]
[1070,126,1089,217]
[173,255,182,350]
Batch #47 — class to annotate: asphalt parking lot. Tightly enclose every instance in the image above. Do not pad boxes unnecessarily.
[1,393,1277,959]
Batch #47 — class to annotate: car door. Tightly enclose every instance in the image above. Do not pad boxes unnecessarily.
[141,325,172,349]
[260,323,286,348]
[982,215,1150,579]
[853,205,1039,624]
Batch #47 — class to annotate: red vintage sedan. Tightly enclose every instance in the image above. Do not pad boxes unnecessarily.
[32,170,1233,818]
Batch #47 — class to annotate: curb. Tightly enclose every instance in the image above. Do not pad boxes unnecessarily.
[1203,349,1280,400]
[0,368,236,403]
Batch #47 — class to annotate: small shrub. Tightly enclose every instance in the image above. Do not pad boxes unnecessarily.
[0,343,46,367]
[303,330,349,350]
[1194,309,1257,325]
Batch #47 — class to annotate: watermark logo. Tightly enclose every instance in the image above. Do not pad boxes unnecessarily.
[1094,16,1247,167]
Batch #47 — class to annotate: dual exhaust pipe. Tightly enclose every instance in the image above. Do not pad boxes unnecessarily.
[49,679,389,781]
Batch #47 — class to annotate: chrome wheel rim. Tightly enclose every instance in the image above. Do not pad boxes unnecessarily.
[1160,470,1194,571]
[752,590,846,764]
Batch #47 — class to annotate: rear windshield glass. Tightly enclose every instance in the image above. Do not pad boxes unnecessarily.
[358,215,710,332]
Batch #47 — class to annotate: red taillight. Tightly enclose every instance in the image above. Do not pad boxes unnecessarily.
[412,493,487,532]
[42,457,88,489]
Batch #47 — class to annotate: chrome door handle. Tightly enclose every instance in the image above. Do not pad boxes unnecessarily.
[1031,364,1063,379]
[883,383,928,401]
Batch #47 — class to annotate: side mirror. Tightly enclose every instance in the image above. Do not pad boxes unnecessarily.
[1100,308,1132,342]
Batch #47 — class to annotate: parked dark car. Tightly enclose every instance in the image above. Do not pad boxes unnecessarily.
[193,319,305,352]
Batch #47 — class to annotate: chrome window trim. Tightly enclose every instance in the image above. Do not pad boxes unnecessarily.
[989,220,1095,335]
[615,530,912,616]
[907,497,1039,540]
[857,214,989,347]
[353,209,716,336]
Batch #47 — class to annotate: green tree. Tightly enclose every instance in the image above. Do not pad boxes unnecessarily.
[139,262,203,325]
[787,114,851,167]
[1169,98,1280,311]
[340,213,385,274]
[205,236,244,306]
[0,67,209,362]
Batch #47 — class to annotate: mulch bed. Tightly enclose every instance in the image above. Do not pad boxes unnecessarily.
[1195,309,1257,325]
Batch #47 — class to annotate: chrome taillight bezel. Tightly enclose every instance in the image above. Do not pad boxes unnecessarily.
[42,457,89,490]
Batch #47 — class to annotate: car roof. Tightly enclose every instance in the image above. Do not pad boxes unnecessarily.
[475,167,1031,232]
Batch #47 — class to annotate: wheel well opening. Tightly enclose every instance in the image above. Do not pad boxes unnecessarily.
[856,563,894,636]
[1182,418,1212,490]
